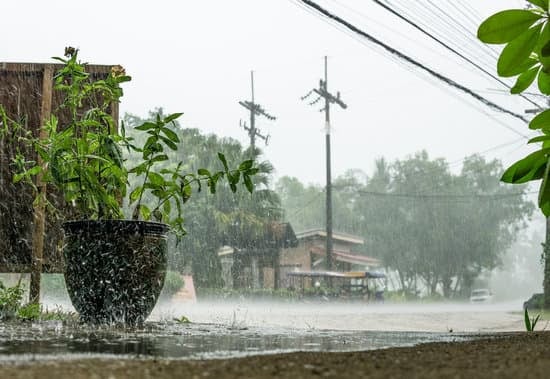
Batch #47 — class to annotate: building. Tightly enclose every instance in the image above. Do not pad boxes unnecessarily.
[219,226,381,290]
[279,228,380,289]
[218,222,298,289]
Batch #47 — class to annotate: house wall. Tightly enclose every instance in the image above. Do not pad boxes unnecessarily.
[278,234,362,289]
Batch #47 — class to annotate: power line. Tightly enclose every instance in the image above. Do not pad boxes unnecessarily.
[288,0,535,197]
[295,0,530,129]
[337,187,537,200]
[371,0,541,109]
[385,0,501,68]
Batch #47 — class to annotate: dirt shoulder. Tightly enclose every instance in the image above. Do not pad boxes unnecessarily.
[2,332,550,379]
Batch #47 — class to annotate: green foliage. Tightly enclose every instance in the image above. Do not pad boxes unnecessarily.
[277,153,533,298]
[122,116,282,288]
[0,279,76,322]
[40,306,78,322]
[0,280,24,320]
[525,307,541,332]
[477,10,542,44]
[173,315,191,324]
[478,5,550,216]
[16,303,41,321]
[7,49,258,236]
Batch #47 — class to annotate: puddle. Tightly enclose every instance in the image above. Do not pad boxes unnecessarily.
[0,320,482,361]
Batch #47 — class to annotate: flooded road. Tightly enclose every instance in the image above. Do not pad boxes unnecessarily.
[0,319,476,362]
[152,299,528,333]
[0,299,528,362]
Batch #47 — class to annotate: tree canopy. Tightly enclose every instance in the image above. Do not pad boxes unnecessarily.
[277,151,533,298]
[123,110,282,289]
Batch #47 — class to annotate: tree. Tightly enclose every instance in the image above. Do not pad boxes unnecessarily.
[275,176,325,232]
[277,152,533,298]
[124,112,282,289]
[478,2,550,306]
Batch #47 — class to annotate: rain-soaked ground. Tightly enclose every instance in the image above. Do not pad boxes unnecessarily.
[0,298,529,362]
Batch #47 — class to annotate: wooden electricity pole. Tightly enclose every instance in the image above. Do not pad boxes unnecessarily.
[239,71,276,150]
[302,56,347,272]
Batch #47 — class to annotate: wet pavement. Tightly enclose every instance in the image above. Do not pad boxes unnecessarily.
[0,299,526,361]
[0,319,478,361]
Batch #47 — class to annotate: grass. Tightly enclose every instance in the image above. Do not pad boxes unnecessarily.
[525,308,541,332]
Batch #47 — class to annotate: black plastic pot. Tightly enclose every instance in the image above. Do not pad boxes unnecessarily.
[62,220,169,325]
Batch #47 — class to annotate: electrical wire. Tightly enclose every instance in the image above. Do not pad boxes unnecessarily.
[371,0,542,109]
[335,187,537,201]
[295,0,530,128]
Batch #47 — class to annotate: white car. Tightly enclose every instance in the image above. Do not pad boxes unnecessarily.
[470,289,493,303]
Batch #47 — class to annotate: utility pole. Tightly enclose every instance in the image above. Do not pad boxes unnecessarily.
[302,56,347,272]
[239,71,276,150]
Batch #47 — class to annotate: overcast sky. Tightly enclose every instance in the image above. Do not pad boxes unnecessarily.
[2,0,537,187]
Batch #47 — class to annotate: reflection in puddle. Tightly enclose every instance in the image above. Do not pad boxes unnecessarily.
[0,320,480,361]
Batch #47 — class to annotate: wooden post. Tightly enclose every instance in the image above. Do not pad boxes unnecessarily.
[274,249,280,290]
[29,65,53,304]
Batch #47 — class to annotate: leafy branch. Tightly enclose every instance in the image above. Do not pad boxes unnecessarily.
[478,3,550,215]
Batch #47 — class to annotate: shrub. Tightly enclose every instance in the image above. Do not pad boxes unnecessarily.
[0,280,24,320]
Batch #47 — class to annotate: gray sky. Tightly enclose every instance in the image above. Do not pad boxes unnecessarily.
[2,0,537,186]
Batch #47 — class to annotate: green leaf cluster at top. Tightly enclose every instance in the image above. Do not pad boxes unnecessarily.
[8,48,257,236]
[478,3,550,215]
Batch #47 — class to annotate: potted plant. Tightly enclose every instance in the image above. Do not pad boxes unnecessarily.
[9,48,258,324]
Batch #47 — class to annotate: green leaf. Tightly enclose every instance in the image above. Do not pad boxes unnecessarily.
[539,156,550,216]
[151,154,169,163]
[537,23,550,67]
[527,0,548,10]
[497,24,542,77]
[525,308,532,331]
[229,170,241,184]
[181,184,192,203]
[478,10,542,44]
[538,160,550,217]
[26,166,42,177]
[134,122,157,131]
[164,112,183,124]
[238,160,254,171]
[152,209,163,221]
[163,200,171,216]
[500,57,538,77]
[529,108,550,130]
[148,172,165,187]
[140,205,151,221]
[244,174,254,193]
[198,168,211,176]
[538,68,550,94]
[129,162,148,175]
[541,45,550,69]
[161,127,180,144]
[159,136,178,150]
[129,187,143,203]
[511,65,540,94]
[12,173,24,183]
[528,135,550,144]
[218,153,229,171]
[501,148,550,183]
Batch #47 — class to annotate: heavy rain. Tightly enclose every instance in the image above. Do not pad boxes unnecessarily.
[1,0,550,378]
